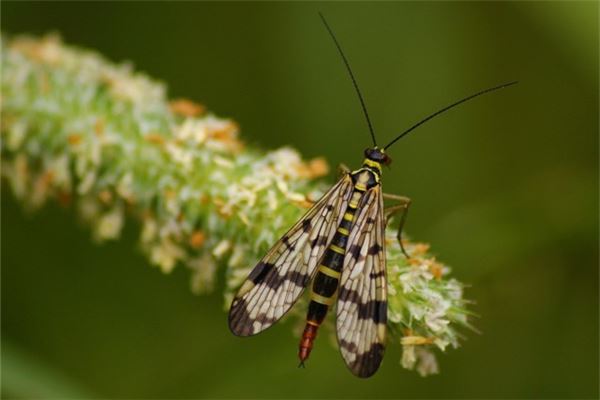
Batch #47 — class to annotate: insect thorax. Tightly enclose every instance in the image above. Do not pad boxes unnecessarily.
[350,164,380,189]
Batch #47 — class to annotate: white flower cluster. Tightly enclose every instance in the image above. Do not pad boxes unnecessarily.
[1,34,470,375]
[386,238,472,375]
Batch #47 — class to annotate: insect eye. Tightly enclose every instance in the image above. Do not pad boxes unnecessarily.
[363,148,371,158]
[383,155,392,165]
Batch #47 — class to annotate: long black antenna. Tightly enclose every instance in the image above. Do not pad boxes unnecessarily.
[383,81,518,150]
[319,12,378,147]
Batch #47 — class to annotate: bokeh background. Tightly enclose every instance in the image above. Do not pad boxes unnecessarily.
[2,2,598,398]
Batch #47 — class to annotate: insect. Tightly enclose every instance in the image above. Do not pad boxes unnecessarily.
[228,13,516,378]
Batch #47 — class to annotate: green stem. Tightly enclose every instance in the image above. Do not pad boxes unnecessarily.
[1,34,471,375]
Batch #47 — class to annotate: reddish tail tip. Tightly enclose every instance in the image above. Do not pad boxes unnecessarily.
[298,322,319,365]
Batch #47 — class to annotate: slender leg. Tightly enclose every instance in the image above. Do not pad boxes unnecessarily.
[383,193,412,258]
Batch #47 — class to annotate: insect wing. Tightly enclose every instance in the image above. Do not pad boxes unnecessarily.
[336,186,387,378]
[229,175,354,336]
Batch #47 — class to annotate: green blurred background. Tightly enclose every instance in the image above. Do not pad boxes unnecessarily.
[2,2,598,398]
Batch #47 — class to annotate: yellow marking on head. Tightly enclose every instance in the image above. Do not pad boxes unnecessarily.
[318,264,342,279]
[310,291,336,306]
[343,212,354,221]
[330,244,345,255]
[337,227,350,236]
[364,158,382,171]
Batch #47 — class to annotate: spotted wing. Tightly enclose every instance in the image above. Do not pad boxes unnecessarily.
[229,174,354,336]
[336,185,387,378]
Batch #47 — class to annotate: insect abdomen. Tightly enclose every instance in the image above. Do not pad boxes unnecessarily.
[299,321,319,365]
[298,244,345,364]
[298,182,364,365]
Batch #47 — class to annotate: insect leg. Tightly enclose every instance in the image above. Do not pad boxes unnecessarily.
[383,193,412,258]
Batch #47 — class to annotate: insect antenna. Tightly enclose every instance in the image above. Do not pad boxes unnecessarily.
[319,12,378,147]
[383,81,518,150]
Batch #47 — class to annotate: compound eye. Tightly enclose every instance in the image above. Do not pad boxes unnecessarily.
[364,148,372,158]
[383,154,392,166]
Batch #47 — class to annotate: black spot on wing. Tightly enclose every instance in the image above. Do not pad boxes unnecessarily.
[228,298,254,336]
[369,270,385,279]
[351,343,385,378]
[339,289,387,324]
[368,243,382,255]
[348,244,362,260]
[310,235,329,248]
[358,300,387,324]
[302,219,312,232]
[248,262,274,284]
[339,339,357,353]
[229,298,278,337]
[264,270,309,290]
[338,287,360,304]
[282,235,295,251]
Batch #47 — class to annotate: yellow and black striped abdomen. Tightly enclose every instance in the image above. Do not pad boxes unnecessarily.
[309,181,366,311]
[299,170,378,364]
